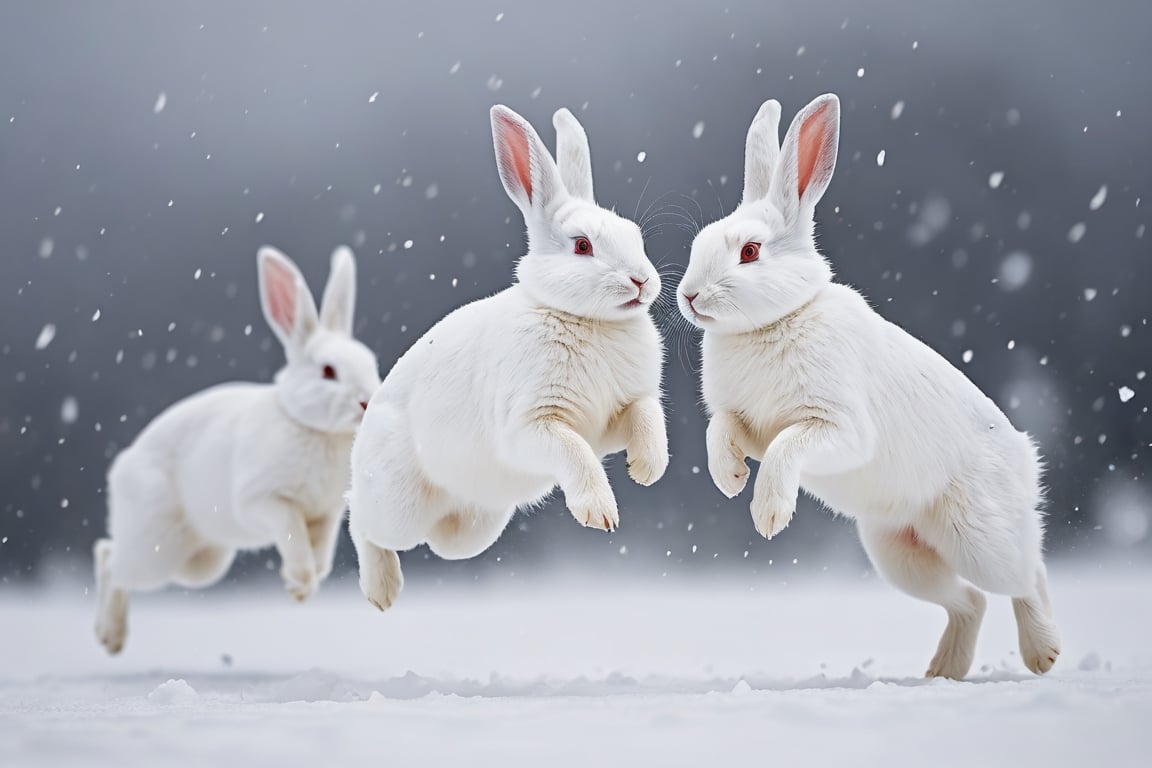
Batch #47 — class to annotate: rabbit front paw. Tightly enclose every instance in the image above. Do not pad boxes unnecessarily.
[709,454,749,498]
[314,557,334,583]
[360,548,403,612]
[569,485,620,532]
[750,483,796,540]
[281,564,318,602]
[627,445,669,487]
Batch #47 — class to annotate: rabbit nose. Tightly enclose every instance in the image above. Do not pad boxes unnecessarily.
[359,401,368,411]
[684,292,699,307]
[630,276,647,289]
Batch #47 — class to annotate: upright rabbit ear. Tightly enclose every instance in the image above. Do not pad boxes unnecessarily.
[258,246,318,354]
[491,105,565,218]
[771,94,840,224]
[319,246,356,335]
[741,99,782,204]
[553,108,594,201]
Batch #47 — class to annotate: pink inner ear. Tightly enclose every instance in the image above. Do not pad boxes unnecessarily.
[264,259,297,334]
[495,113,533,203]
[797,102,833,200]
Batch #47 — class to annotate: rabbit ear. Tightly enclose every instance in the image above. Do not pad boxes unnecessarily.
[741,99,782,204]
[491,105,565,218]
[258,246,318,353]
[552,108,594,201]
[319,246,356,335]
[771,94,840,223]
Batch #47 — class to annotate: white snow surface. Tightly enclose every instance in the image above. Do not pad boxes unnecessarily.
[2,564,1149,767]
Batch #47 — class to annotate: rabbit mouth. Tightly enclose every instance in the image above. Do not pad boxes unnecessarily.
[687,307,714,323]
[620,298,646,309]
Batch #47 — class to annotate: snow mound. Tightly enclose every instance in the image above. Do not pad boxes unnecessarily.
[147,678,197,705]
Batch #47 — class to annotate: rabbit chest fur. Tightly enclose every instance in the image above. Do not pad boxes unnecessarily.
[513,300,663,452]
[382,286,662,509]
[702,283,1040,529]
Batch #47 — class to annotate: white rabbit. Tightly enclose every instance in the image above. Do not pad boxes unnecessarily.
[94,246,380,654]
[348,105,667,611]
[678,94,1059,679]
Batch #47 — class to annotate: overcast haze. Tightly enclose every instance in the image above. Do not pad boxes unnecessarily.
[2,0,1150,583]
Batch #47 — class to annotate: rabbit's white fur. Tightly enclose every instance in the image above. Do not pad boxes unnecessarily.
[348,106,667,611]
[679,94,1059,679]
[94,246,380,654]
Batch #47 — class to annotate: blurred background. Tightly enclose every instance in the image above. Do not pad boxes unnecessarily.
[1,0,1149,587]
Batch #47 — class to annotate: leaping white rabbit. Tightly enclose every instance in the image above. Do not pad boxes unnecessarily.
[94,246,380,654]
[348,105,667,611]
[678,94,1059,678]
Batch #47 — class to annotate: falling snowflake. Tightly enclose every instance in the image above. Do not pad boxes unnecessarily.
[35,324,56,350]
[60,397,79,424]
[998,251,1033,291]
[1089,185,1108,211]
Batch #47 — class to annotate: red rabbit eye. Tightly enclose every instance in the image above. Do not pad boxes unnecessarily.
[740,242,761,263]
[574,237,593,256]
[322,364,337,381]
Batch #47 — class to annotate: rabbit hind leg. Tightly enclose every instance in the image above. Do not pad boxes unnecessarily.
[858,521,987,680]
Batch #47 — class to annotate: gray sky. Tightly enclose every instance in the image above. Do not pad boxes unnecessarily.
[2,0,1150,582]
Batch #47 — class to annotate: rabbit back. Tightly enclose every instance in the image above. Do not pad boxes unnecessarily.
[109,382,353,549]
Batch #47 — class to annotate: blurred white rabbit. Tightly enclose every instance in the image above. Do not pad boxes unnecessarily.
[348,105,667,611]
[94,246,380,654]
[678,94,1059,678]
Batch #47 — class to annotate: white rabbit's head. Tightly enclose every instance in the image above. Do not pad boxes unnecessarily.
[257,245,381,433]
[679,94,840,334]
[491,105,660,321]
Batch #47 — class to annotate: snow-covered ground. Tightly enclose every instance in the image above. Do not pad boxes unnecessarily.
[2,563,1149,767]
